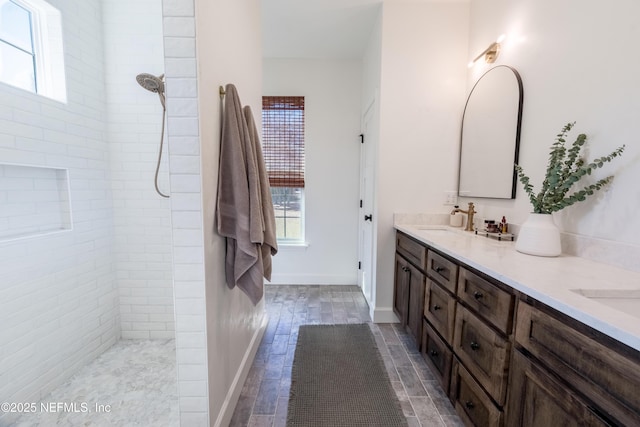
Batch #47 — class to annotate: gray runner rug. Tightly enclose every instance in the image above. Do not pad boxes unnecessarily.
[287,324,408,426]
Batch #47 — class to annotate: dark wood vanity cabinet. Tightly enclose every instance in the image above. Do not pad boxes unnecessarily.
[422,320,453,394]
[426,251,458,294]
[451,359,503,427]
[394,230,640,427]
[511,298,640,426]
[448,270,513,427]
[507,349,609,427]
[406,263,426,347]
[394,254,410,325]
[394,234,426,349]
[424,278,456,344]
[452,304,511,407]
[457,268,514,334]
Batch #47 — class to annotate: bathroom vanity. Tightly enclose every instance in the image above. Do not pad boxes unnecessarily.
[393,225,640,427]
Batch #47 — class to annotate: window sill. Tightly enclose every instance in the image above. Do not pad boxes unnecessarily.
[277,241,309,250]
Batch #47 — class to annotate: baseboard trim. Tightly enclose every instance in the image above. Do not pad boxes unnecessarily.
[214,313,268,427]
[268,274,357,285]
[371,307,400,323]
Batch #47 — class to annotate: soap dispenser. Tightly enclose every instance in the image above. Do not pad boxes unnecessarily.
[450,206,463,227]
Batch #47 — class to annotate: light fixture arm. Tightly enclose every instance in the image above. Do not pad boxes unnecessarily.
[471,41,501,64]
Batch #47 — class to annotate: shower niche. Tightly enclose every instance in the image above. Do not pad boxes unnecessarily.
[0,163,72,241]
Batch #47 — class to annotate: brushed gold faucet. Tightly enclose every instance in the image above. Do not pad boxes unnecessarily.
[451,202,477,232]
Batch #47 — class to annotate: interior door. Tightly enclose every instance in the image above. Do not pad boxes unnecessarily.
[358,97,376,307]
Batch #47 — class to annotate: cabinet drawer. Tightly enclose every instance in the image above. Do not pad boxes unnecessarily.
[457,268,514,334]
[424,278,456,344]
[453,304,511,406]
[515,301,640,427]
[396,232,427,269]
[422,320,452,395]
[427,250,458,293]
[506,349,609,427]
[450,359,503,427]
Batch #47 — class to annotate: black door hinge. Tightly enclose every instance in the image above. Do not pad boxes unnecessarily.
[359,199,363,208]
[358,261,362,270]
[359,134,364,144]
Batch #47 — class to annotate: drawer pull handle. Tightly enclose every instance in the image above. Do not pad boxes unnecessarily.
[435,266,444,273]
[473,291,483,300]
[470,341,480,351]
[433,305,441,311]
[430,350,438,357]
[465,401,475,410]
[402,266,409,272]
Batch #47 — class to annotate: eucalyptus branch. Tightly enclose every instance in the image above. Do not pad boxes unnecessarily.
[515,122,625,214]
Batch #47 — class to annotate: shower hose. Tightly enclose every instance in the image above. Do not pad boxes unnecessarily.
[155,107,169,198]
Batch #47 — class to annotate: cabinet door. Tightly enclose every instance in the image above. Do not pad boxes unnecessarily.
[506,350,609,427]
[407,262,426,349]
[394,254,410,325]
[515,301,640,426]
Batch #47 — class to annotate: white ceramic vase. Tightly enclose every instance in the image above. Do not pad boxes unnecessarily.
[515,213,562,257]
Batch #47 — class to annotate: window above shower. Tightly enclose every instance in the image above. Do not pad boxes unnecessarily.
[0,0,66,102]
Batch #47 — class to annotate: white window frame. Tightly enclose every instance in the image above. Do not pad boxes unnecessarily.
[271,186,305,244]
[0,0,66,102]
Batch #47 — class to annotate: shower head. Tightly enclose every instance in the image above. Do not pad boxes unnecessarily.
[136,73,166,109]
[136,73,164,93]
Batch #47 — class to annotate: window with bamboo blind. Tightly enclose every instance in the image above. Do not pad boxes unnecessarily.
[262,96,305,241]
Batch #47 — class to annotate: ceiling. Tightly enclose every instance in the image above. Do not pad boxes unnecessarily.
[261,0,382,59]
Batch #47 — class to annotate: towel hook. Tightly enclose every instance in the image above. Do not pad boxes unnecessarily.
[219,85,226,99]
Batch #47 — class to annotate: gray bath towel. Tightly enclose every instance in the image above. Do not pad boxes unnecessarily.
[244,105,278,280]
[216,84,274,305]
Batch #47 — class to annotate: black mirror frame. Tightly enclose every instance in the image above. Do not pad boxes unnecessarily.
[457,65,524,199]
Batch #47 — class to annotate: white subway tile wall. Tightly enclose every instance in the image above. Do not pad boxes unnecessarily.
[162,0,210,424]
[0,1,119,425]
[103,0,175,340]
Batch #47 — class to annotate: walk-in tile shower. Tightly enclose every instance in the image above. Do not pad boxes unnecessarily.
[0,0,177,424]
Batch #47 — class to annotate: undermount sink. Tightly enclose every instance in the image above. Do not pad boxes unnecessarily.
[571,289,640,320]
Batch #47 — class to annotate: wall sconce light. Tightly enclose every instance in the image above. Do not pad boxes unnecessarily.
[468,34,506,68]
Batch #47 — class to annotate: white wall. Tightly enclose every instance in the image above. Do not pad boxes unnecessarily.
[263,59,362,285]
[373,1,470,321]
[163,0,266,425]
[103,0,175,340]
[197,0,266,422]
[0,1,119,424]
[465,0,640,266]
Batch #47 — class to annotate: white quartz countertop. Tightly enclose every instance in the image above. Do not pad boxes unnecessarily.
[395,224,640,352]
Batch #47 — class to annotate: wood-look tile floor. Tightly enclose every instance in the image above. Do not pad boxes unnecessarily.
[230,285,463,427]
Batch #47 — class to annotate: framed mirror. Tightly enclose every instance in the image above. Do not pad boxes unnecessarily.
[458,65,523,199]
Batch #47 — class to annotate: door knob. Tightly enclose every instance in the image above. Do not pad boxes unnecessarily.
[364,214,373,221]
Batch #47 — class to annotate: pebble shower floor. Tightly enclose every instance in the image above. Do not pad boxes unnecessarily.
[11,340,179,427]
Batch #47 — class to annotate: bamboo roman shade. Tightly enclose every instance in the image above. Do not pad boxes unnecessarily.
[262,96,305,188]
